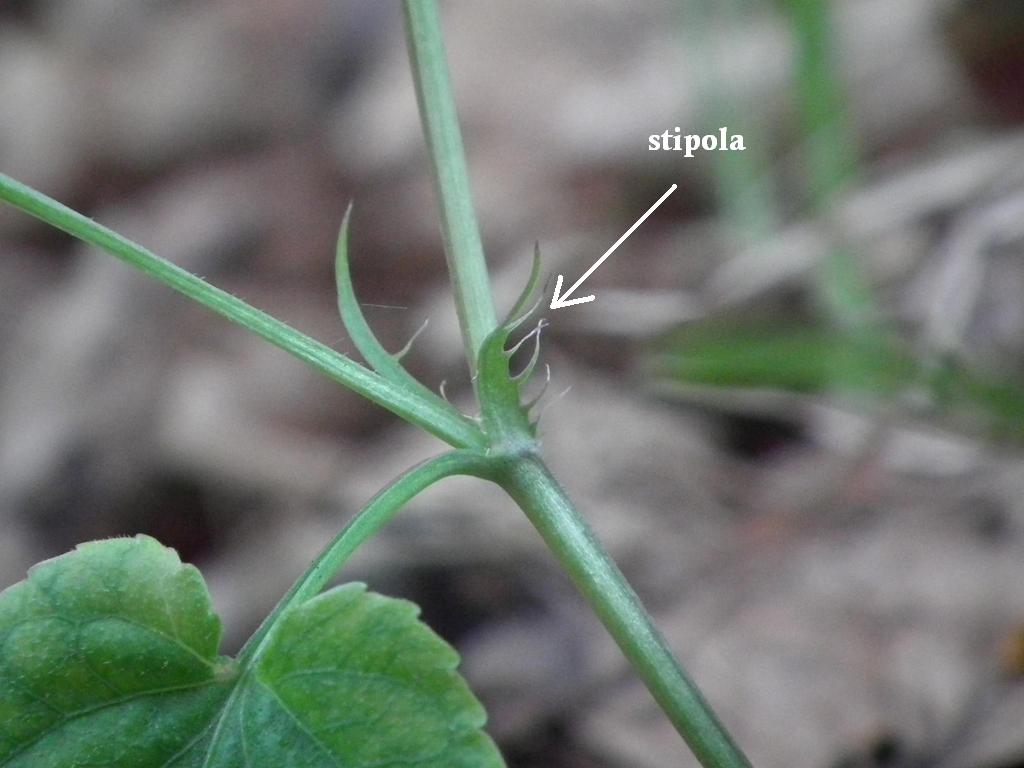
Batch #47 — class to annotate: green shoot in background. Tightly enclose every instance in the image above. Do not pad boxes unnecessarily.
[659,0,1024,447]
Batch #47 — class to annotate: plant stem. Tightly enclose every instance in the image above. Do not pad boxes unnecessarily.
[238,450,496,666]
[402,0,497,372]
[783,0,858,204]
[781,0,876,330]
[0,173,486,451]
[682,0,780,247]
[400,6,751,764]
[498,455,752,768]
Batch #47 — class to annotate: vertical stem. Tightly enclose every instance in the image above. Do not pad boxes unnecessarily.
[402,5,751,764]
[783,0,858,203]
[782,0,876,330]
[498,456,752,768]
[402,0,497,372]
[682,0,780,248]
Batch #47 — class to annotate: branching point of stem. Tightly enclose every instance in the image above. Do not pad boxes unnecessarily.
[238,450,497,666]
[398,7,753,765]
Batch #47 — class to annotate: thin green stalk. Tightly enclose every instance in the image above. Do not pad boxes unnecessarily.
[497,456,752,768]
[783,0,858,203]
[682,0,780,247]
[781,0,876,329]
[238,450,496,666]
[402,0,497,371]
[0,173,486,451]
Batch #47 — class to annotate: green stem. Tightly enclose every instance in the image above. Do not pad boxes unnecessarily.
[0,172,486,451]
[682,0,780,247]
[402,0,497,372]
[238,450,496,666]
[497,455,752,768]
[400,7,750,763]
[783,0,858,203]
[781,0,876,330]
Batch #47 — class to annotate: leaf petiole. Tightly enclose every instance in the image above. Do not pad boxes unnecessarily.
[237,449,497,667]
[0,173,486,451]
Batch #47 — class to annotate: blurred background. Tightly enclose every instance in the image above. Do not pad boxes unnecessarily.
[2,0,1024,765]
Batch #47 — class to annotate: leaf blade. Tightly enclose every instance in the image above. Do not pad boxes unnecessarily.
[0,537,503,768]
[254,583,502,767]
[0,536,234,767]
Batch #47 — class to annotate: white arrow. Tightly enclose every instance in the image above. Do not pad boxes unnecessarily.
[550,184,677,310]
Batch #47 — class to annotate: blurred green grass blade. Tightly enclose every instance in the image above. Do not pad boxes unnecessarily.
[930,360,1024,442]
[780,0,876,329]
[681,0,781,246]
[781,0,859,201]
[653,325,916,397]
[817,244,878,331]
[654,323,1024,444]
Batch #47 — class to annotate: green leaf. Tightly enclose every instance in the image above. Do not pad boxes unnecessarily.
[472,246,551,451]
[503,243,543,326]
[477,320,541,451]
[0,536,504,767]
[334,205,467,427]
